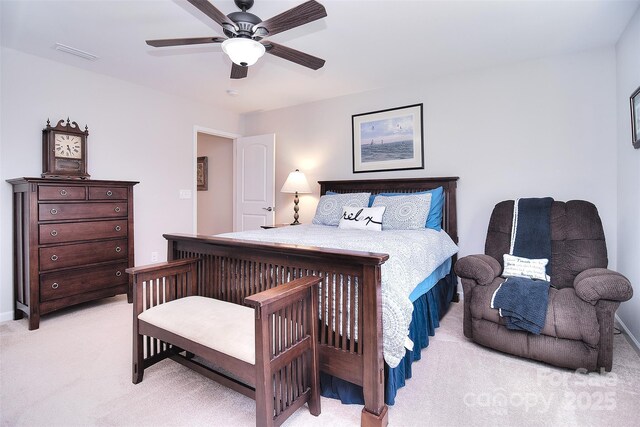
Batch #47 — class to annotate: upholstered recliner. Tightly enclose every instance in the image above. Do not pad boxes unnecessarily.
[455,200,633,371]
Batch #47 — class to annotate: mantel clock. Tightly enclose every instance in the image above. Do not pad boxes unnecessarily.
[42,118,90,179]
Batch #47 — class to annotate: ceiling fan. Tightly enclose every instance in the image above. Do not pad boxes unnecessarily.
[146,0,327,79]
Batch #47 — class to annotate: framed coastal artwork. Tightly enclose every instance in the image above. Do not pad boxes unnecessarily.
[197,156,208,191]
[352,103,424,173]
[631,85,640,149]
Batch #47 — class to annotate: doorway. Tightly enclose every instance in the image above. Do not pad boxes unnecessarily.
[196,132,234,235]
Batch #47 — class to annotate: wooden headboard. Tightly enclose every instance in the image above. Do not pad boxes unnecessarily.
[318,177,459,244]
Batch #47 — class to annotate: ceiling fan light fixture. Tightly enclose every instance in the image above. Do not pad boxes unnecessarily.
[221,38,265,67]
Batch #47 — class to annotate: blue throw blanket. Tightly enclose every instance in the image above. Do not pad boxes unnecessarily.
[491,277,550,334]
[510,197,554,276]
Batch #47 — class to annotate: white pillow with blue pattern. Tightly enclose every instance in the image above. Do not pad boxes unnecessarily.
[372,193,432,230]
[312,192,371,226]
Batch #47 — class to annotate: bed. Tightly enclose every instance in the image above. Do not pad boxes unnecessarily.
[161,177,459,426]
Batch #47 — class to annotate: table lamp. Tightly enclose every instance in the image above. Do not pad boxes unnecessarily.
[280,169,311,225]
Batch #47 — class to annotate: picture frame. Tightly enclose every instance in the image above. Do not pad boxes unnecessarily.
[197,156,208,191]
[352,103,424,173]
[631,85,640,149]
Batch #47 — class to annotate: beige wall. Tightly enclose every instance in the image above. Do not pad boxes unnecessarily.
[197,133,234,235]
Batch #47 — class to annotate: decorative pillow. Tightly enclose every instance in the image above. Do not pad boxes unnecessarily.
[369,186,444,231]
[338,206,385,231]
[502,254,550,281]
[312,193,371,226]
[372,193,431,230]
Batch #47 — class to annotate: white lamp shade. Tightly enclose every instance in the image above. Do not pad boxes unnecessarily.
[281,170,311,194]
[221,38,265,67]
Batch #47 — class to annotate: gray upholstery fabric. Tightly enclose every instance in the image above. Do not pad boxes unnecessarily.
[467,278,599,345]
[457,199,633,372]
[454,254,501,285]
[485,200,608,289]
[472,318,599,371]
[574,268,633,304]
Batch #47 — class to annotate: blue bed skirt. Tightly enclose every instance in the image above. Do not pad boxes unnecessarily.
[320,270,457,405]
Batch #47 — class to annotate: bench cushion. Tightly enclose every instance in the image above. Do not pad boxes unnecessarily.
[138,296,256,365]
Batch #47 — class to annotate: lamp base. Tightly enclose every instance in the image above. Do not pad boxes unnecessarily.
[291,192,301,226]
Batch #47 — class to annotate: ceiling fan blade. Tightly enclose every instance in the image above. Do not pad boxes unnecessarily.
[187,0,237,31]
[257,0,326,37]
[230,63,248,79]
[264,41,325,70]
[146,37,225,47]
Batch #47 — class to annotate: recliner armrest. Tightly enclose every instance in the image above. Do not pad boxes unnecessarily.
[454,255,501,286]
[574,268,633,304]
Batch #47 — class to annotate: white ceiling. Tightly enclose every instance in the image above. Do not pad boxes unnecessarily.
[1,0,638,114]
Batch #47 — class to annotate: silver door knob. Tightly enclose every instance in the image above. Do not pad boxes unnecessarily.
[262,207,274,212]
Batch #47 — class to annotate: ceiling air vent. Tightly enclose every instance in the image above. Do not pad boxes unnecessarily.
[54,43,99,61]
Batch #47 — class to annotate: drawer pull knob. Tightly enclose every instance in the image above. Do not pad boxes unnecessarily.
[106,190,113,197]
[115,271,122,277]
[50,208,58,215]
[50,230,58,237]
[115,225,122,232]
[114,207,121,213]
[51,255,58,261]
[60,190,68,196]
[52,283,59,289]
[115,246,122,253]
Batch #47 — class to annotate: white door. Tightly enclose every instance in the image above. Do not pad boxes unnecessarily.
[234,134,276,231]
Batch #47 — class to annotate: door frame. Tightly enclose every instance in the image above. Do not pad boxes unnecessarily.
[193,126,241,234]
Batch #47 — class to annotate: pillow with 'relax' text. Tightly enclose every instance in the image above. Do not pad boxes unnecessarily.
[338,206,386,231]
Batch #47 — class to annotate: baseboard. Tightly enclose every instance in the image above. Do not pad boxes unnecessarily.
[615,313,640,354]
[0,310,15,323]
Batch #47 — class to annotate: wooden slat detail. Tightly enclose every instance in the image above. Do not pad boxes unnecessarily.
[128,258,198,363]
[165,233,390,424]
[171,248,369,358]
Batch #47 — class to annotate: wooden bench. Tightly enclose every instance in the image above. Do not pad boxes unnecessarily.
[127,258,321,427]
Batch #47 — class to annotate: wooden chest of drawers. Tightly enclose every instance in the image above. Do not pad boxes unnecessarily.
[8,177,138,330]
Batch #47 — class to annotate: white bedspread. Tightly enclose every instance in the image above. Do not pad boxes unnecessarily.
[218,224,458,367]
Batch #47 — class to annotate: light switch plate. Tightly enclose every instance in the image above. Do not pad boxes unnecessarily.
[179,189,192,199]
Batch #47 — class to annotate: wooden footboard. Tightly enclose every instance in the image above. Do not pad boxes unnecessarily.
[155,176,459,427]
[164,233,389,426]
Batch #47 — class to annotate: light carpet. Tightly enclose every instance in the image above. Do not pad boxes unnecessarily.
[1,295,639,426]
